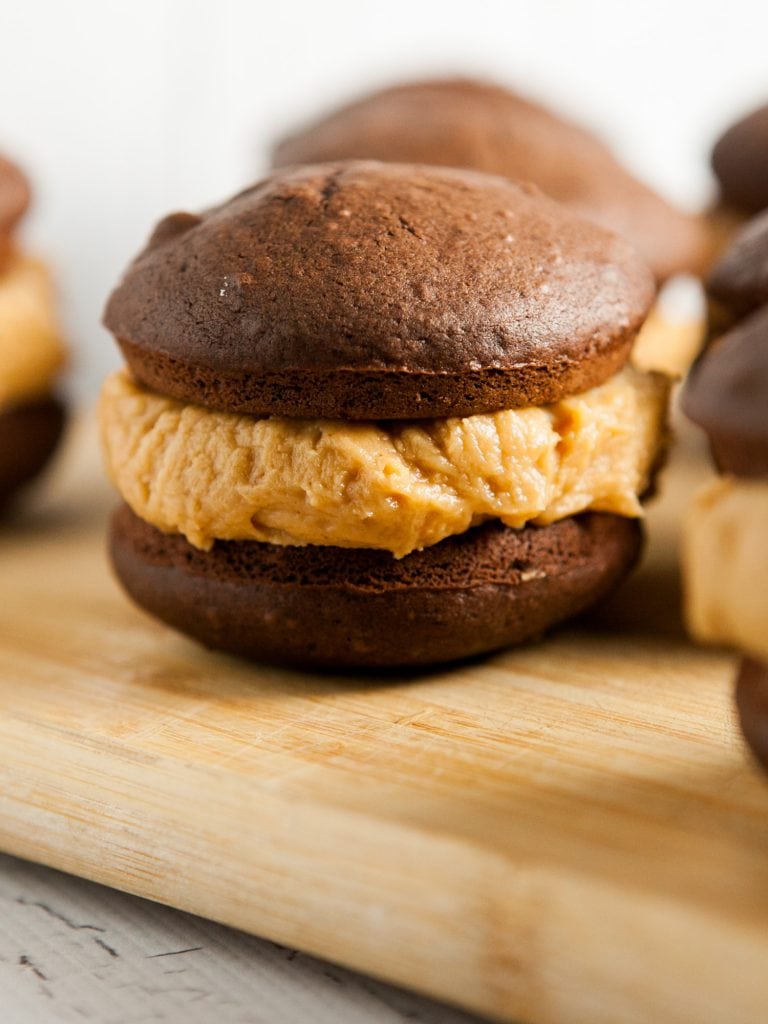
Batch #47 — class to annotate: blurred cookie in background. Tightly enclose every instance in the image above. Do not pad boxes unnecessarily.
[273,78,710,283]
[0,154,30,268]
[709,102,768,256]
[706,207,768,337]
[736,659,768,775]
[712,103,768,218]
[273,78,710,378]
[0,153,67,509]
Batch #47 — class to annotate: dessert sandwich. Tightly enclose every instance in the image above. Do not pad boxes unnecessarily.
[100,162,672,668]
[0,153,67,507]
[683,212,768,773]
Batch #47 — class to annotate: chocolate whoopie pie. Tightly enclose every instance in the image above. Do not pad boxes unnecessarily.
[0,154,66,508]
[683,234,768,775]
[101,161,670,669]
[273,78,709,284]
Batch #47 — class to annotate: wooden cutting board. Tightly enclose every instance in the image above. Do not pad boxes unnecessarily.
[1,417,767,1024]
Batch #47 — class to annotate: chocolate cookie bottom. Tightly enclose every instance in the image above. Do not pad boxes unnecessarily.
[0,396,66,507]
[736,657,768,774]
[110,505,642,669]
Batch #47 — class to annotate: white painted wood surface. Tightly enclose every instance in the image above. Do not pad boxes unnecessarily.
[0,853,485,1024]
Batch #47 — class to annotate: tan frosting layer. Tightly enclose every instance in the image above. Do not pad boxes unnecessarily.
[100,365,669,557]
[0,253,66,406]
[684,477,768,661]
[631,290,705,379]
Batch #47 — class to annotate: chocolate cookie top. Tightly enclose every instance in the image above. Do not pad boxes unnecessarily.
[712,104,768,216]
[0,154,30,237]
[272,79,708,282]
[682,304,768,476]
[708,209,768,325]
[105,161,654,420]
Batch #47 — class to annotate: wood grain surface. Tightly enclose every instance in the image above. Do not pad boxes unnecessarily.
[1,416,767,1024]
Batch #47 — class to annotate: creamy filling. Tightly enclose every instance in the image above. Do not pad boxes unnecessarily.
[0,253,66,407]
[631,282,705,378]
[684,477,768,662]
[100,364,669,557]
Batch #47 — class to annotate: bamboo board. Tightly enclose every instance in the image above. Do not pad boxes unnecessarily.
[1,418,767,1024]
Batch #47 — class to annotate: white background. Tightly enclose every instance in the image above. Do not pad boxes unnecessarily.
[2,0,766,398]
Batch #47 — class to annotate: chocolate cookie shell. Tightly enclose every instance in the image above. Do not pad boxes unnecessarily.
[682,305,768,476]
[712,104,768,217]
[0,154,30,237]
[0,396,65,507]
[109,504,642,669]
[272,79,709,283]
[707,209,768,326]
[736,658,768,775]
[104,161,655,420]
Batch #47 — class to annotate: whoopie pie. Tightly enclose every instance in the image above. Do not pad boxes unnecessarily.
[0,153,66,508]
[683,217,768,775]
[101,161,670,668]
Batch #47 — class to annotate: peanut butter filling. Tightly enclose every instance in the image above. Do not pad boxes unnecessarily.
[684,477,768,662]
[631,287,705,378]
[0,253,66,407]
[100,364,669,557]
